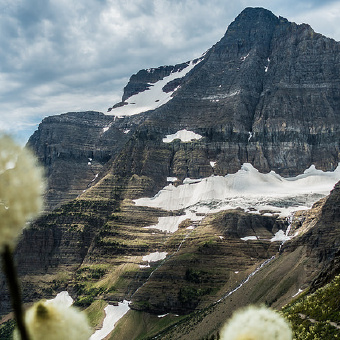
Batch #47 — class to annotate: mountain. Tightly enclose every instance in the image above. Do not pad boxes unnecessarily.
[2,7,340,339]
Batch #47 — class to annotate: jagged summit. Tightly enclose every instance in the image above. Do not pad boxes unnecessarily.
[28,7,340,209]
[220,7,280,44]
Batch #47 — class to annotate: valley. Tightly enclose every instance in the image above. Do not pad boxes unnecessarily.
[2,6,340,339]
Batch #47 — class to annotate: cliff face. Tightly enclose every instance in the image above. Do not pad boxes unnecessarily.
[4,7,340,338]
[28,7,340,209]
[28,111,148,209]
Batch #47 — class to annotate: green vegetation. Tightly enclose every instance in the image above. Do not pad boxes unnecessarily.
[76,265,108,281]
[85,299,107,328]
[0,319,15,340]
[178,286,213,304]
[282,274,340,339]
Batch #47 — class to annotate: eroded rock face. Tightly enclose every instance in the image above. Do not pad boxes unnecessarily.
[27,111,148,209]
[288,181,340,290]
[5,7,340,332]
[29,7,340,208]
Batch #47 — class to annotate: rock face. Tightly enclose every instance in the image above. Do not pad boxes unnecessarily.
[3,7,340,338]
[28,7,340,208]
[27,111,147,209]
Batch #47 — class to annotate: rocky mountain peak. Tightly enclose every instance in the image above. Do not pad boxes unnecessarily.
[3,8,340,340]
[221,7,280,46]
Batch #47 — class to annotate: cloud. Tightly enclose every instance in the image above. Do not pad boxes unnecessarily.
[1,0,340,144]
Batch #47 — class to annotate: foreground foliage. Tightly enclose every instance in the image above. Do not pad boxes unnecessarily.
[282,274,340,339]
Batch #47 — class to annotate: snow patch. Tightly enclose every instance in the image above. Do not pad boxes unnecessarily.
[240,53,250,61]
[139,264,150,269]
[91,174,99,182]
[144,211,203,233]
[203,90,240,101]
[265,58,270,72]
[241,236,258,241]
[183,178,203,184]
[109,60,201,117]
[142,252,168,263]
[163,129,203,143]
[167,177,178,182]
[90,301,130,340]
[271,230,292,242]
[210,161,216,168]
[292,288,303,297]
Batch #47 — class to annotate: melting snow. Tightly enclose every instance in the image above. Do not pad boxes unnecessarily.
[163,129,203,143]
[183,178,203,184]
[144,211,202,233]
[109,60,201,117]
[271,230,292,242]
[292,288,303,297]
[135,163,340,222]
[241,236,258,241]
[91,174,99,182]
[240,53,250,61]
[203,90,240,101]
[90,301,130,340]
[142,252,168,263]
[139,264,151,269]
[167,177,178,182]
[217,256,276,303]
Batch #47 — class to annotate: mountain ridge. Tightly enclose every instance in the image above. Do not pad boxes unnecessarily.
[2,7,340,339]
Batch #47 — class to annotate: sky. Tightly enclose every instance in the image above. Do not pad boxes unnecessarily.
[1,0,340,144]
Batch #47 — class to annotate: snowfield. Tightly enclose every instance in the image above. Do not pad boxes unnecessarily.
[134,163,340,233]
[142,251,168,263]
[90,301,130,340]
[109,59,201,117]
[48,292,130,340]
[162,129,203,143]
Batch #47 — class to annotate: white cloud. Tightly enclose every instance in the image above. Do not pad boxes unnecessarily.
[1,0,340,144]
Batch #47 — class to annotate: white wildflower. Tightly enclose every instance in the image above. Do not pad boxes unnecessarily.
[220,305,293,340]
[0,135,45,251]
[13,299,92,340]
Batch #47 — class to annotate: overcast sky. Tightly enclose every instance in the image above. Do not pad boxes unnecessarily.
[1,0,340,143]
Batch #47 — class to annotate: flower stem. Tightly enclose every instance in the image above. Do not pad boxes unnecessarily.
[1,245,30,340]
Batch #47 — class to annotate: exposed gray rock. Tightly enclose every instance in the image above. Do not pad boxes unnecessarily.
[6,8,340,332]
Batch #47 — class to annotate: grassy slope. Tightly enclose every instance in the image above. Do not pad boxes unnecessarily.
[282,274,340,339]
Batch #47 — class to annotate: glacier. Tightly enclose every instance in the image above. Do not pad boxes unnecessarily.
[134,163,340,233]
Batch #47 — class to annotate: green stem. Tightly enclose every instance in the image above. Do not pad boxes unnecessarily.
[2,245,30,340]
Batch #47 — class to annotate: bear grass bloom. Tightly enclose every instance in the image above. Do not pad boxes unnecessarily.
[13,299,92,340]
[0,135,45,251]
[220,305,293,340]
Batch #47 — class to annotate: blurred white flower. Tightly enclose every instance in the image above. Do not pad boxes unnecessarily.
[0,135,45,251]
[220,305,293,340]
[13,299,92,340]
